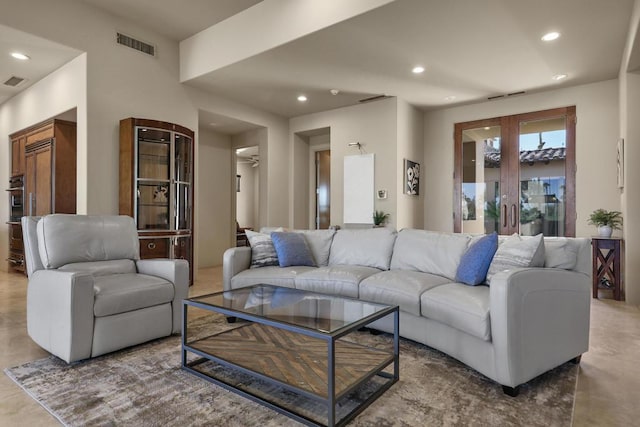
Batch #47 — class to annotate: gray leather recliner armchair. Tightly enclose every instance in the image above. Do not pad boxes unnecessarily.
[21,214,189,363]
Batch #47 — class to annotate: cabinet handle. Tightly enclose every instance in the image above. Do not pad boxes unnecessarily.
[29,192,34,216]
[147,242,156,250]
[510,204,517,228]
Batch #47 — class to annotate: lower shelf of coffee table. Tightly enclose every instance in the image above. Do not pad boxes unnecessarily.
[186,322,393,398]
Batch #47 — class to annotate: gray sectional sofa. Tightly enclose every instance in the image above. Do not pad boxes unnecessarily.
[223,227,591,396]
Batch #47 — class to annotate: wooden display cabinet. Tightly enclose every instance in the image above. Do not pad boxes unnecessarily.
[120,118,194,284]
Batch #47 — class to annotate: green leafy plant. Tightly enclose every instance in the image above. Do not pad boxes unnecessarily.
[520,206,542,224]
[373,210,390,226]
[588,209,623,229]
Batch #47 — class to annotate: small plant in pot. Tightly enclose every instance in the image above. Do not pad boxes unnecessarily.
[373,210,390,227]
[588,209,622,237]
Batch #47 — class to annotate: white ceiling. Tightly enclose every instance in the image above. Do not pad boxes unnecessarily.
[80,0,263,41]
[185,0,636,117]
[0,25,82,105]
[1,0,637,124]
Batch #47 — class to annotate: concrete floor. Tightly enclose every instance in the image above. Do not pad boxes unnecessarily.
[0,267,638,426]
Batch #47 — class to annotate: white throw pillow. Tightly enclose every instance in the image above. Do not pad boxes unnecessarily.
[486,233,545,283]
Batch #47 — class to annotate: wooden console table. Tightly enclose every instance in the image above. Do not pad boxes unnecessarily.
[592,237,623,301]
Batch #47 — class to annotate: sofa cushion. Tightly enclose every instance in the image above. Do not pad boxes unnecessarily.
[486,233,545,283]
[390,229,471,280]
[93,273,174,317]
[329,228,397,270]
[420,283,491,341]
[544,238,580,270]
[293,229,336,266]
[455,233,498,286]
[231,266,316,290]
[245,230,279,268]
[271,232,316,267]
[37,215,140,269]
[58,259,137,276]
[359,270,450,316]
[295,265,381,298]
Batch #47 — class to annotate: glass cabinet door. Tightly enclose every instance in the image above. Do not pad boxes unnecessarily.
[175,183,191,230]
[136,127,171,230]
[174,133,192,231]
[174,134,192,183]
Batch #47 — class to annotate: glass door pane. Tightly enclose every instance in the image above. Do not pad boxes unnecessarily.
[174,183,191,230]
[136,127,171,230]
[137,182,170,230]
[137,128,170,180]
[174,134,192,183]
[518,117,566,236]
[461,125,502,234]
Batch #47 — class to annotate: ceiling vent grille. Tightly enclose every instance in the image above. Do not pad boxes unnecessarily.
[117,32,156,57]
[4,76,26,87]
[358,94,390,103]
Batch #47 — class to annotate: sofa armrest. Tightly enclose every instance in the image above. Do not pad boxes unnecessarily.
[27,270,95,363]
[136,259,189,334]
[489,267,590,387]
[223,247,251,291]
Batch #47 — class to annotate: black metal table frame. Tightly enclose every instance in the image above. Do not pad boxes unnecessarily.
[181,290,399,427]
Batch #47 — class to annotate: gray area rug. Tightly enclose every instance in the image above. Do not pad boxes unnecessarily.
[5,314,577,426]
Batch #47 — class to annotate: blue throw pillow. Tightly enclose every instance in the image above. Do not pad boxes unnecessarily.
[271,232,317,268]
[455,232,498,286]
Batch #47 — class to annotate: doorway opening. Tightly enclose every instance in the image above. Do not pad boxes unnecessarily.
[236,145,259,245]
[293,127,330,229]
[315,149,331,229]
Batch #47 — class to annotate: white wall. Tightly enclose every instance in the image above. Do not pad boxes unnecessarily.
[423,79,620,238]
[188,88,290,229]
[396,99,424,229]
[0,54,87,271]
[292,134,311,229]
[619,0,640,305]
[197,128,232,268]
[1,0,293,275]
[290,98,398,228]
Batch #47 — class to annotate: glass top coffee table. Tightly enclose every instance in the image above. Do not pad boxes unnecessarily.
[182,284,399,427]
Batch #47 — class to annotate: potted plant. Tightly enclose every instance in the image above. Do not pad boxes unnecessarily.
[373,210,390,227]
[588,209,622,237]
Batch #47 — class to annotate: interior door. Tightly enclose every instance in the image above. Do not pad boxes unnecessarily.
[316,150,331,229]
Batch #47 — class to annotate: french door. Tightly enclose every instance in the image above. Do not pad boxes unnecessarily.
[454,106,576,236]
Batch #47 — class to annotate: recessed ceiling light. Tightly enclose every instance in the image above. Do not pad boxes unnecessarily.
[484,127,490,130]
[297,95,307,102]
[552,73,568,81]
[444,95,456,101]
[412,66,425,74]
[11,52,30,60]
[541,32,560,42]
[330,89,339,95]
